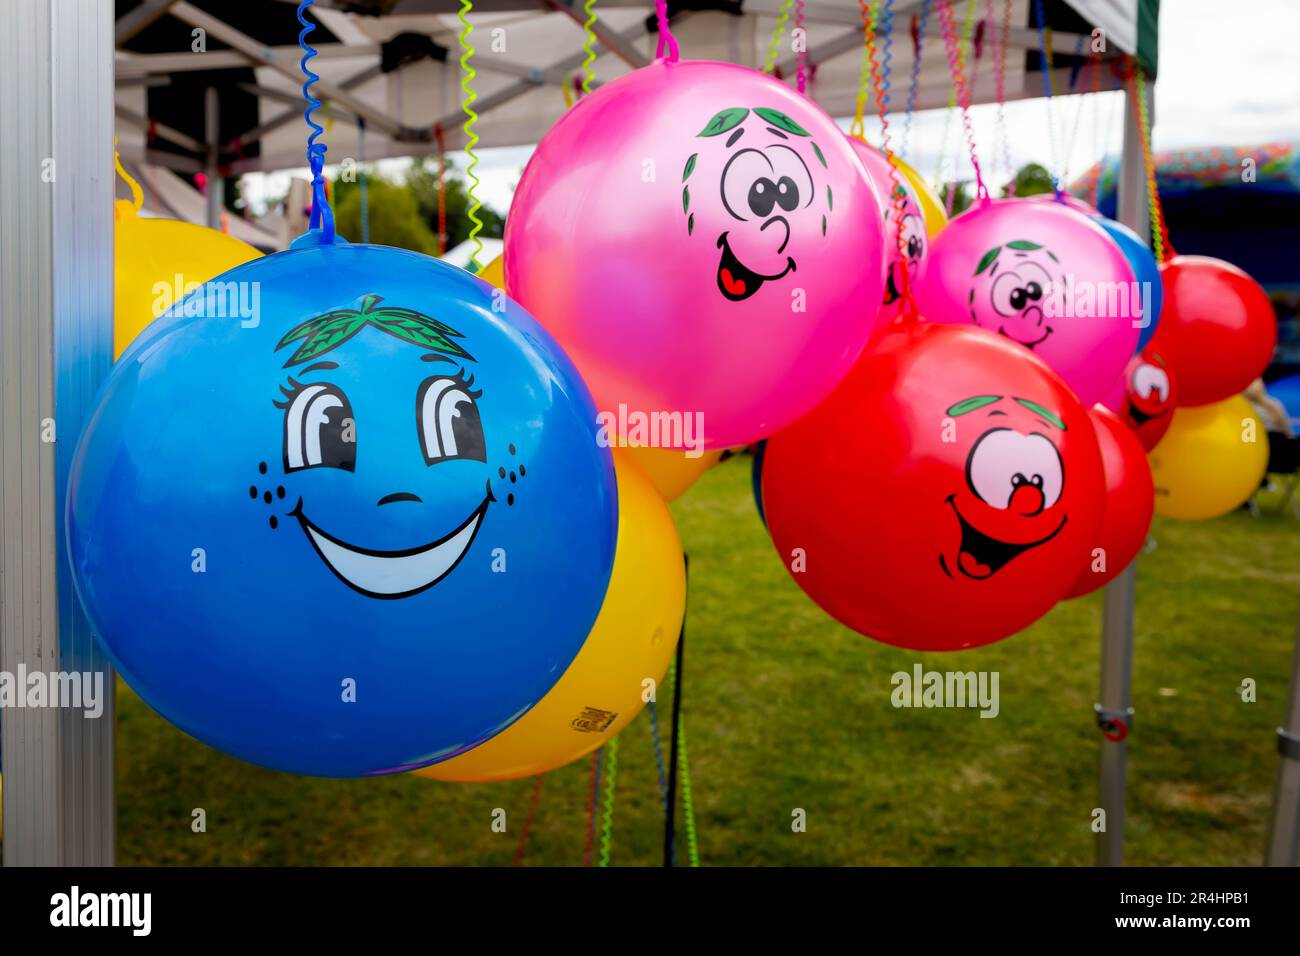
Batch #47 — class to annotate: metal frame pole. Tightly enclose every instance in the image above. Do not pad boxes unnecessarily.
[205,85,223,230]
[0,0,117,866]
[1265,612,1300,865]
[1095,71,1152,868]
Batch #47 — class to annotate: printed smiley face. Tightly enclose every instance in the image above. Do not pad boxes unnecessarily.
[939,395,1069,580]
[682,107,833,302]
[68,243,618,776]
[260,293,500,599]
[760,323,1104,651]
[969,241,1064,349]
[884,205,927,306]
[1104,345,1178,451]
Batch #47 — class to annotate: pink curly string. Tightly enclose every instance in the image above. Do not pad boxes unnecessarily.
[655,0,680,62]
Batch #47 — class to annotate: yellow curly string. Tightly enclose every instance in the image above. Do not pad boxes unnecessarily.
[581,0,597,94]
[458,0,484,271]
[763,0,795,74]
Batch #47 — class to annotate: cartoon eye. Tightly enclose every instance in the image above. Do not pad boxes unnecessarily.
[1132,362,1169,401]
[991,273,1025,316]
[899,214,925,264]
[765,145,813,211]
[417,375,486,464]
[721,149,775,222]
[966,429,1064,510]
[284,383,355,472]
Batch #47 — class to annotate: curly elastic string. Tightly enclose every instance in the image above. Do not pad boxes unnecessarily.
[654,0,680,62]
[795,0,809,93]
[763,0,795,74]
[297,0,335,243]
[457,0,484,271]
[993,0,1014,195]
[900,0,931,157]
[1132,63,1173,262]
[937,0,988,204]
[511,775,544,867]
[597,737,618,867]
[580,0,597,94]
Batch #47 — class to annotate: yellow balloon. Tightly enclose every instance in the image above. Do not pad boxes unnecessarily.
[1148,396,1268,520]
[418,450,685,782]
[114,205,261,358]
[476,253,505,290]
[890,154,948,237]
[624,444,724,502]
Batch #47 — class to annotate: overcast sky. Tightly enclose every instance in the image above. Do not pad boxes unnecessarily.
[243,0,1300,220]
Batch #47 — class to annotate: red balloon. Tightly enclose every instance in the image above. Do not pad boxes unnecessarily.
[1103,344,1178,451]
[1067,406,1154,598]
[1153,255,1276,407]
[762,323,1104,651]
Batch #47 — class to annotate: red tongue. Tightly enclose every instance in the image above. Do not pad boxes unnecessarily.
[720,268,746,297]
[958,551,992,578]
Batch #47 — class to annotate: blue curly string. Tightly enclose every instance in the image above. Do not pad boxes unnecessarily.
[297,0,335,243]
[647,698,677,866]
[902,0,930,157]
[1033,0,1062,198]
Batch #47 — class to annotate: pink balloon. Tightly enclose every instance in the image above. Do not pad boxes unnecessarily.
[848,138,929,322]
[506,60,887,449]
[915,197,1141,405]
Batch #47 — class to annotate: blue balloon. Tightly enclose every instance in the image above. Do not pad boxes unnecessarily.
[1096,217,1164,352]
[68,239,618,777]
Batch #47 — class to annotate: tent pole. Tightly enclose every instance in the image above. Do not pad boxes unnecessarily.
[1095,70,1152,868]
[1265,611,1300,865]
[0,0,117,867]
[205,85,224,230]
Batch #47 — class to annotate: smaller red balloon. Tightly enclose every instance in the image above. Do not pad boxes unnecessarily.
[1101,344,1178,451]
[762,322,1104,651]
[1153,255,1276,407]
[1067,406,1155,598]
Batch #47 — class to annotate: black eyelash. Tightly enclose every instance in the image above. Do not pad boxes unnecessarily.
[444,367,483,400]
[271,375,305,410]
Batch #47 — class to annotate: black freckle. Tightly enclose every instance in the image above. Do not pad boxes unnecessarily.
[509,471,516,483]
[269,516,278,529]
[508,443,516,455]
[249,486,257,499]
[498,467,507,479]
[507,493,515,506]
[519,464,526,476]
[276,486,286,499]
[263,491,272,504]
[258,461,268,475]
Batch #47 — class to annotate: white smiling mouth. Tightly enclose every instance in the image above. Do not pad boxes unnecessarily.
[292,497,489,599]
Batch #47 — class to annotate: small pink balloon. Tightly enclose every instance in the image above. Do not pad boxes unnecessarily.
[506,59,887,449]
[915,197,1140,405]
[848,138,929,322]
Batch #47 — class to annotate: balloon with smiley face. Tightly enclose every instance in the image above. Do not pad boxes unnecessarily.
[1066,405,1154,598]
[68,239,618,777]
[762,323,1104,650]
[506,59,887,449]
[1101,345,1178,451]
[915,198,1140,406]
[848,138,929,321]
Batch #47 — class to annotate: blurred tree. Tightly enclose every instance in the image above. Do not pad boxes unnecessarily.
[1004,162,1056,198]
[332,174,438,255]
[939,180,973,216]
[406,158,507,251]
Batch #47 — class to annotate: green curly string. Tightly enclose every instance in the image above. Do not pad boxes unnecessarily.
[457,0,483,271]
[581,0,597,94]
[677,718,700,867]
[763,0,795,74]
[597,736,618,867]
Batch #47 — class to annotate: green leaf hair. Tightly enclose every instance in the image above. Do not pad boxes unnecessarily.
[275,293,473,368]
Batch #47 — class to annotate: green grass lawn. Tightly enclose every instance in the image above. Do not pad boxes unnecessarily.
[112,456,1300,866]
